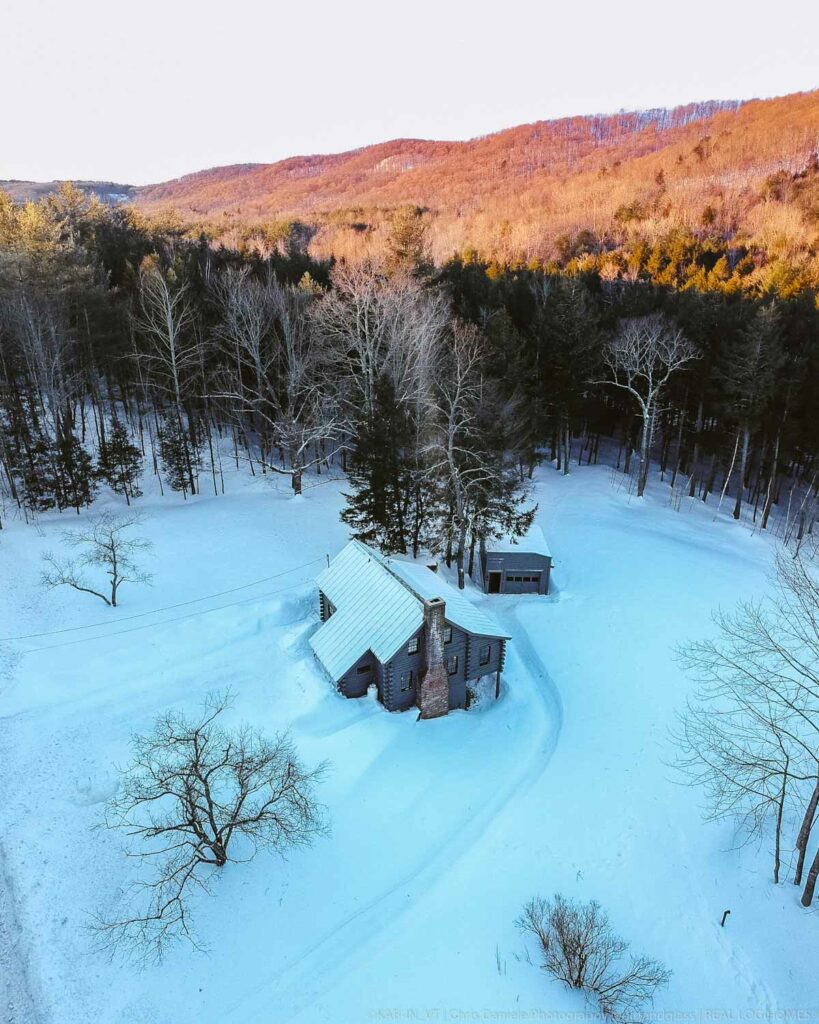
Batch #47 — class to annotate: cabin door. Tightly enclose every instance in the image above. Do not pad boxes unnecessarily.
[487,571,502,594]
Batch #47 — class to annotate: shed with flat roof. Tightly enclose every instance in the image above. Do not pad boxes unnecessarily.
[474,524,552,596]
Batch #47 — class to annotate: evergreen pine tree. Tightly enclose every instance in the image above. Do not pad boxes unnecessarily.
[341,376,419,553]
[54,433,97,512]
[384,206,430,277]
[98,418,144,502]
[19,431,59,513]
[158,415,201,495]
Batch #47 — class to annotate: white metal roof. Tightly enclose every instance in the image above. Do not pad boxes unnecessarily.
[310,542,423,680]
[386,558,510,641]
[309,540,510,680]
[487,522,551,558]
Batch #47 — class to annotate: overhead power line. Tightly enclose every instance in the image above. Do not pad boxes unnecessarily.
[0,555,326,644]
[18,577,316,655]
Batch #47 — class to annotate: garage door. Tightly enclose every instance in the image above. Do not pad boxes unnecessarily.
[504,571,542,593]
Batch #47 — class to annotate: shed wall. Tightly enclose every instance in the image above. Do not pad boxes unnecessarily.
[482,550,551,595]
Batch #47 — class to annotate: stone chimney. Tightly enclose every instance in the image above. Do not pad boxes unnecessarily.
[418,597,449,719]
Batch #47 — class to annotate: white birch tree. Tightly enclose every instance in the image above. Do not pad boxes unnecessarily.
[595,315,698,498]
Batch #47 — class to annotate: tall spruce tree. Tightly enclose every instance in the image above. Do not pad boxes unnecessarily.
[19,431,59,513]
[54,433,97,513]
[342,376,418,553]
[158,415,201,496]
[97,418,144,502]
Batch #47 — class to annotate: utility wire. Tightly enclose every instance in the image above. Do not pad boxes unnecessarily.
[0,556,325,643]
[18,577,315,655]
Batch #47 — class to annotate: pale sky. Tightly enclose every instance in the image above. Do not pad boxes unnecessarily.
[2,0,817,186]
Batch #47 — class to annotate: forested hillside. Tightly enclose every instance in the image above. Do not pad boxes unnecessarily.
[1,181,817,564]
[129,91,819,274]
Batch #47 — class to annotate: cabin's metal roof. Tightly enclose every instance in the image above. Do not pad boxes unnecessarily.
[309,540,510,681]
[487,522,551,558]
[311,542,423,680]
[386,558,510,641]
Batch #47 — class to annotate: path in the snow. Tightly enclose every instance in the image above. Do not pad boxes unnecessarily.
[0,837,41,1024]
[220,598,563,1022]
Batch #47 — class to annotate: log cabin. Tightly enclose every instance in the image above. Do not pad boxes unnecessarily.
[309,540,511,718]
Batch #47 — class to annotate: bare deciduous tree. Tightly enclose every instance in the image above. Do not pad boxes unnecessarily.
[41,509,152,607]
[674,549,819,904]
[96,692,327,961]
[134,264,200,494]
[424,321,534,587]
[312,262,449,419]
[518,893,670,1024]
[210,269,344,494]
[594,314,698,497]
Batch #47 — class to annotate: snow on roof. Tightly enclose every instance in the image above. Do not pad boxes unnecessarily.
[487,522,551,558]
[310,540,509,680]
[386,558,510,641]
[311,541,423,680]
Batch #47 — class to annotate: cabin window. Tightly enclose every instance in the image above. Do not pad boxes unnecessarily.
[479,643,491,666]
[356,663,371,674]
[407,636,419,655]
[448,654,459,676]
[444,625,453,643]
[400,670,414,692]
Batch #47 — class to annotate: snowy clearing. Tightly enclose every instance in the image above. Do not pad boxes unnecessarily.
[0,462,813,1023]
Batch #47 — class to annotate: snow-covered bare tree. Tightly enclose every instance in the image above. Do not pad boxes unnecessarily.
[595,314,698,497]
[41,509,152,607]
[96,692,326,960]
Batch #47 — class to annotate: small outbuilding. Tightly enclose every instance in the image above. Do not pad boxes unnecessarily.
[309,540,511,719]
[474,523,552,596]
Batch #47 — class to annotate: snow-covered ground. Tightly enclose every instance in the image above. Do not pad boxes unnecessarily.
[0,460,814,1023]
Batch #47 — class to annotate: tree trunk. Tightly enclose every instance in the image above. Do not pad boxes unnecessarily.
[801,847,819,907]
[637,410,651,498]
[292,469,303,496]
[794,779,819,886]
[733,422,750,520]
[467,531,477,579]
[702,452,718,503]
[210,840,228,867]
[774,758,788,884]
[456,523,467,590]
[761,427,781,531]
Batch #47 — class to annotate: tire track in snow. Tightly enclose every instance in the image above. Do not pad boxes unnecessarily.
[221,600,562,1023]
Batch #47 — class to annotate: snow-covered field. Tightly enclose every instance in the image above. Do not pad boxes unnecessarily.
[1,461,814,1023]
